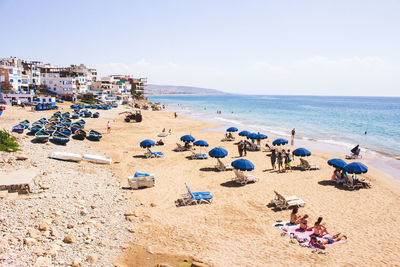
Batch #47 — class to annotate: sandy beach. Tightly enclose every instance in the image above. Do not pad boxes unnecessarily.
[1,104,400,266]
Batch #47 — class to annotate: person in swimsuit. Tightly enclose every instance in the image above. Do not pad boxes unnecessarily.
[277,152,283,172]
[323,233,347,244]
[290,207,299,224]
[270,149,276,170]
[296,214,308,231]
[312,217,328,237]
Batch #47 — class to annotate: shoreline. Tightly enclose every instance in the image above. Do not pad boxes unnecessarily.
[159,102,400,180]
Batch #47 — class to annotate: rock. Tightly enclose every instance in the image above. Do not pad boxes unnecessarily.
[38,221,49,231]
[63,233,76,243]
[67,223,74,229]
[34,256,52,267]
[16,155,28,160]
[87,254,98,264]
[158,264,174,267]
[127,227,135,233]
[33,247,46,256]
[147,246,154,254]
[54,211,62,217]
[50,228,60,237]
[6,148,13,152]
[80,210,87,216]
[126,216,135,222]
[71,257,82,267]
[90,205,96,209]
[47,244,60,257]
[24,238,37,246]
[150,203,157,207]
[28,228,40,239]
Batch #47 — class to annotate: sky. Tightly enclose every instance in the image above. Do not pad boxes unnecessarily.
[1,0,399,96]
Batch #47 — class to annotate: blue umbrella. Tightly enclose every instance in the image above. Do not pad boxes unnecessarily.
[293,148,311,157]
[272,138,288,146]
[226,127,238,132]
[344,162,368,174]
[247,133,268,140]
[180,135,195,142]
[327,158,347,169]
[140,139,155,148]
[231,159,255,171]
[193,140,209,147]
[238,130,250,137]
[208,147,228,158]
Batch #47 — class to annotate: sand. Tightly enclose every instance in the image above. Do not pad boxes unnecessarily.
[1,103,400,266]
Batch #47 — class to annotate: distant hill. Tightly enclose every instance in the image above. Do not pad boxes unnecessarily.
[145,84,226,95]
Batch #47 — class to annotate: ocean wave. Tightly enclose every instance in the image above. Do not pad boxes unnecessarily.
[213,117,244,125]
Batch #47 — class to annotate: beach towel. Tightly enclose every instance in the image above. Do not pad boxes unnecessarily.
[272,221,345,249]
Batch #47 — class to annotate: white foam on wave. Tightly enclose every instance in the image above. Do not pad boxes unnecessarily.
[214,117,244,125]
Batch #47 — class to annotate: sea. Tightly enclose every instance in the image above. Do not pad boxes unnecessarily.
[147,94,400,178]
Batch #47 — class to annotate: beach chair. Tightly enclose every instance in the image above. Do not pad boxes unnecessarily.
[174,143,188,152]
[190,150,208,160]
[232,169,258,185]
[179,183,213,205]
[299,158,319,171]
[145,148,164,158]
[215,158,233,171]
[270,191,306,210]
[221,136,235,142]
[246,142,260,152]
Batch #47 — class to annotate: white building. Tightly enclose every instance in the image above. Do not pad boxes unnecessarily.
[40,67,76,97]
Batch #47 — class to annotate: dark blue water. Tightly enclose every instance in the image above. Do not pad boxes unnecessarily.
[148,94,400,157]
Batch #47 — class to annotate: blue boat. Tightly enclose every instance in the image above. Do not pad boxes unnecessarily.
[12,124,25,133]
[71,113,79,119]
[61,112,70,119]
[72,129,86,140]
[51,131,70,145]
[34,130,50,143]
[59,127,72,136]
[70,123,83,133]
[83,110,92,118]
[0,110,3,116]
[85,105,92,108]
[43,125,57,135]
[18,120,30,129]
[29,124,43,134]
[92,112,100,118]
[88,130,102,141]
[53,111,62,118]
[60,118,71,127]
[70,104,79,109]
[76,119,86,126]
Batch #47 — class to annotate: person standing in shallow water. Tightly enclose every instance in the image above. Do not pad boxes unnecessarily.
[291,128,295,146]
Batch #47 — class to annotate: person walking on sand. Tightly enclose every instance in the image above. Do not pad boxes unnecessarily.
[291,128,295,146]
[107,121,111,134]
[277,151,283,172]
[270,148,276,170]
[238,141,243,157]
[243,141,247,156]
[174,112,178,118]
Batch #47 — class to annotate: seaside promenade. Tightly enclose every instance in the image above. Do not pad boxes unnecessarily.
[1,103,400,266]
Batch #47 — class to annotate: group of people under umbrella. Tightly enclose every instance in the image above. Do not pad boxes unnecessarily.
[137,126,370,188]
[328,158,370,189]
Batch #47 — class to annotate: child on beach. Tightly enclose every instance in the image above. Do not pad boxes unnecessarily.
[286,149,293,171]
[107,121,111,133]
[277,152,283,172]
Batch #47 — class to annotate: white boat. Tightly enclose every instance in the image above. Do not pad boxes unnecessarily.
[82,154,112,164]
[48,152,82,162]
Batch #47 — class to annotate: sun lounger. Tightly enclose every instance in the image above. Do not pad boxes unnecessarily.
[221,136,235,142]
[232,169,258,185]
[190,150,208,160]
[179,183,213,205]
[215,158,233,171]
[174,143,190,152]
[270,191,306,210]
[299,158,319,171]
[145,149,164,158]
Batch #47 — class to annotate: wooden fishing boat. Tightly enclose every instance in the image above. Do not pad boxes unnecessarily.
[76,119,86,126]
[18,120,30,129]
[34,130,50,143]
[87,130,102,141]
[59,127,72,136]
[53,111,62,117]
[29,124,43,134]
[51,131,70,145]
[48,116,60,122]
[61,112,70,119]
[12,124,25,133]
[71,113,79,119]
[70,123,83,133]
[85,105,92,108]
[72,129,86,140]
[83,110,92,118]
[92,112,100,118]
[43,125,57,135]
[60,118,71,127]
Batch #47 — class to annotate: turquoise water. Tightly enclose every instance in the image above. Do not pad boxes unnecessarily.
[148,94,400,158]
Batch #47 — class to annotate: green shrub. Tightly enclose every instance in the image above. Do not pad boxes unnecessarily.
[0,130,19,152]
